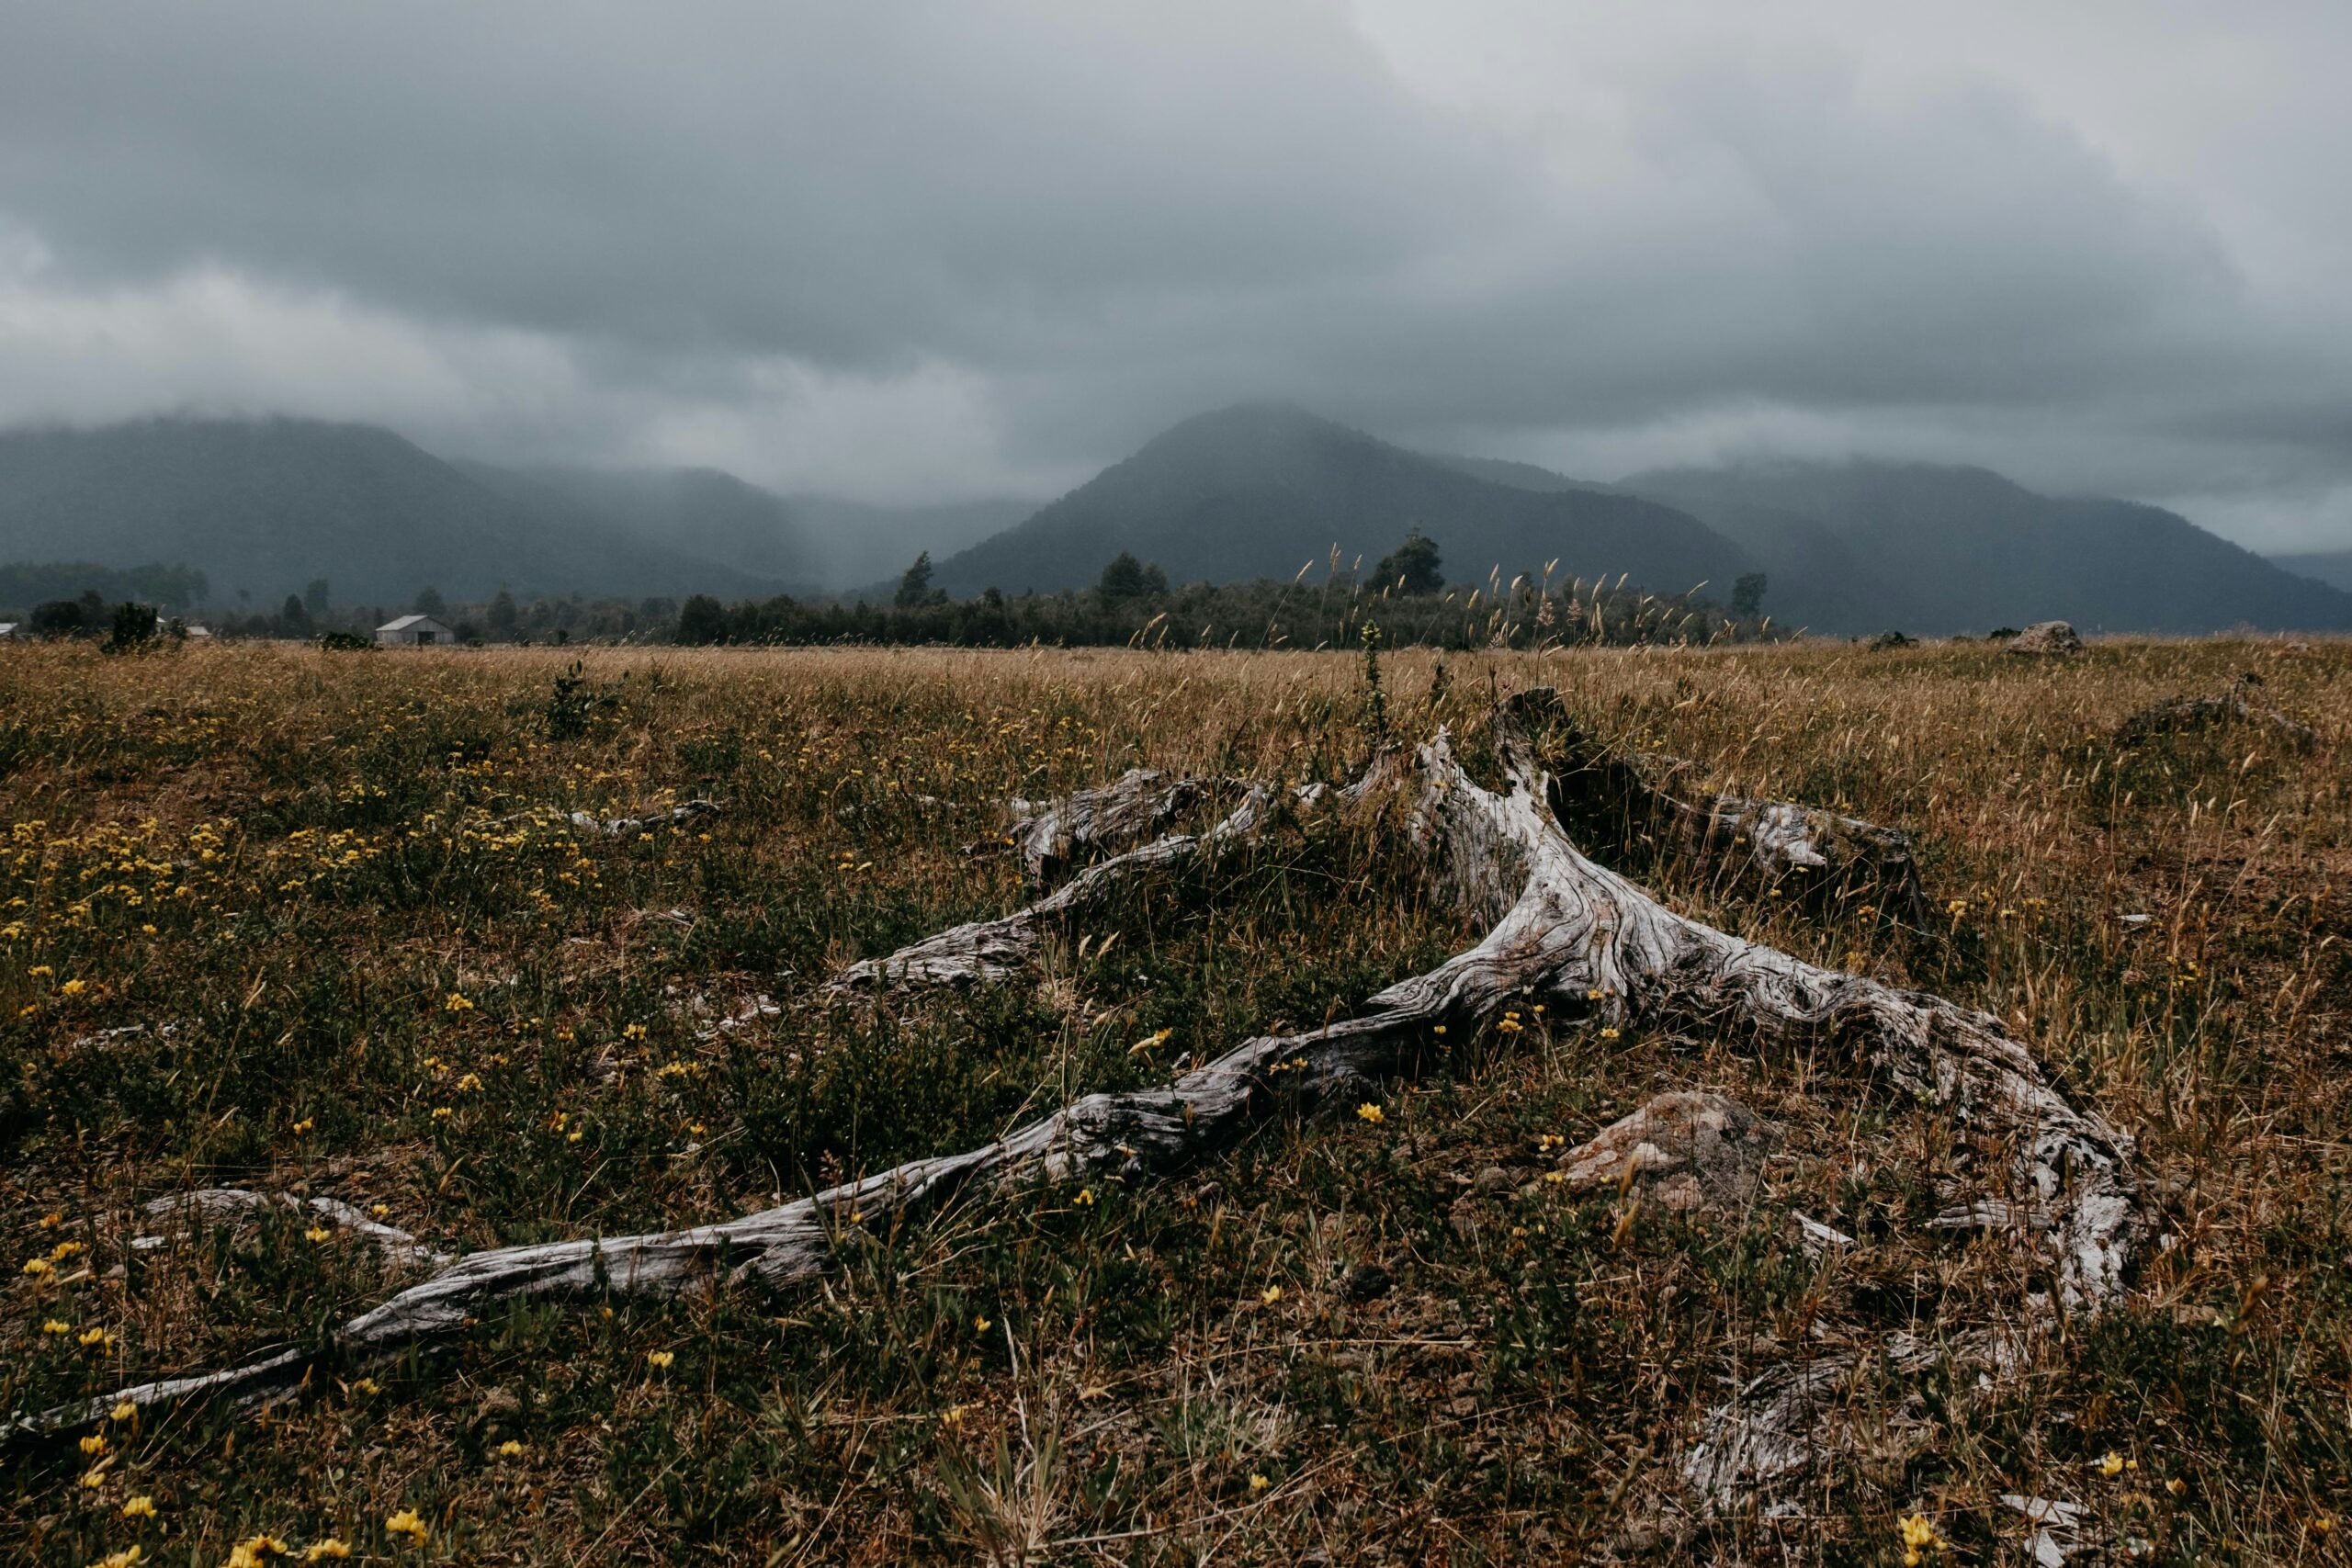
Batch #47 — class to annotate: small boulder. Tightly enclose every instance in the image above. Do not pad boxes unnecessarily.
[1556,1092,1777,1214]
[2005,621,2084,656]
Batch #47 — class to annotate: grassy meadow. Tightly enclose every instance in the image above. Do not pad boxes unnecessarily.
[1,637,2346,1564]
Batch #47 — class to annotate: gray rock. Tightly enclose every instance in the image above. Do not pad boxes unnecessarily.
[2006,620,2085,655]
[1555,1092,1778,1214]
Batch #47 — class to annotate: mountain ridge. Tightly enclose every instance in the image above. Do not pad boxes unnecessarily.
[928,403,1753,600]
[0,417,781,608]
[1622,458,2352,635]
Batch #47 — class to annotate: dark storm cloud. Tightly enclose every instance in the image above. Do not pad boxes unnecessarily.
[1,1,2348,547]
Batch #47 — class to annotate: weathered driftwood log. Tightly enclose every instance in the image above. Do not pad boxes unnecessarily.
[1543,717,1930,923]
[17,693,2133,1521]
[2110,672,2316,750]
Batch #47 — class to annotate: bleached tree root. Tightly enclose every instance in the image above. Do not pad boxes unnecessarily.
[129,1190,451,1269]
[1544,716,1929,922]
[2110,672,2316,750]
[17,693,2133,1525]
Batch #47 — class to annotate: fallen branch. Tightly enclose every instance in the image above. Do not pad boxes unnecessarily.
[570,799,721,838]
[996,768,1227,885]
[129,1190,450,1269]
[835,762,1387,994]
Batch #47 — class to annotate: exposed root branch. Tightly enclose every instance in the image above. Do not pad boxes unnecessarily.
[1544,718,1929,922]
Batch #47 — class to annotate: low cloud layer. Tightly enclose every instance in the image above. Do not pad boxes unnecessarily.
[2,1,2348,547]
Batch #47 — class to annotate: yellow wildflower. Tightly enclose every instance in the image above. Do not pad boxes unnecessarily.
[42,1318,70,1334]
[111,1401,136,1423]
[290,1118,314,1134]
[80,1433,107,1455]
[305,1226,333,1244]
[1249,1472,1270,1493]
[646,1349,674,1369]
[1072,1188,1094,1207]
[1261,1285,1283,1304]
[1355,1103,1385,1124]
[444,993,473,1011]
[974,1315,992,1333]
[496,1438,525,1459]
[383,1508,428,1543]
[121,1494,157,1518]
[95,1548,142,1568]
[23,1256,55,1277]
[1898,1512,1946,1564]
[2098,1450,2127,1477]
[60,978,86,997]
[303,1543,351,1562]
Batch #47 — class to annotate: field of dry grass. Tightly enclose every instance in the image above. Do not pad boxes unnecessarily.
[2,637,2346,1565]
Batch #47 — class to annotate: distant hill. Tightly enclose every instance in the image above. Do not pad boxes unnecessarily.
[2271,549,2352,594]
[1622,460,2352,635]
[929,404,1749,600]
[457,462,820,591]
[0,418,782,608]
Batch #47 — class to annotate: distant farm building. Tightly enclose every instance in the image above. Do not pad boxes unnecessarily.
[377,615,456,646]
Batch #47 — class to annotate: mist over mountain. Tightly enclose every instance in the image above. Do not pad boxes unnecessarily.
[2271,549,2352,594]
[1621,460,2352,635]
[787,496,1036,591]
[929,404,1749,599]
[0,418,781,609]
[457,462,821,591]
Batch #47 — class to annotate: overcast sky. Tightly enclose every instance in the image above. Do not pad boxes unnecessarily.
[4,1,2350,549]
